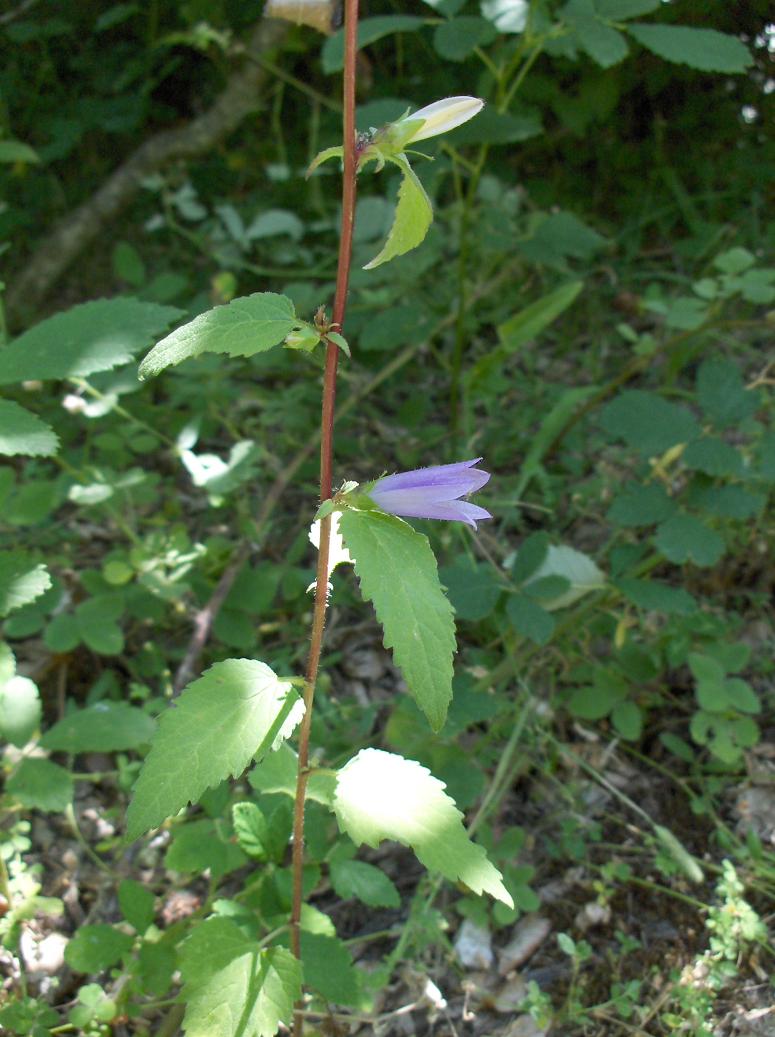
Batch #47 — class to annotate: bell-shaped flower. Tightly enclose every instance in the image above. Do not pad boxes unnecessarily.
[365,458,492,529]
[396,96,485,144]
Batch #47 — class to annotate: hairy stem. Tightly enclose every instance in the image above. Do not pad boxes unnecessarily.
[290,1,359,1030]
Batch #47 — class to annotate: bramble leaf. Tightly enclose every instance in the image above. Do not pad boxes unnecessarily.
[126,659,302,841]
[339,509,455,731]
[627,24,752,74]
[334,749,512,905]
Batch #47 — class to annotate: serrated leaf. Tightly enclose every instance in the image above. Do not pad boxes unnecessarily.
[600,390,699,456]
[330,859,400,908]
[126,659,302,841]
[139,293,297,379]
[364,156,433,270]
[65,925,134,973]
[655,514,724,568]
[180,918,301,1037]
[41,701,155,753]
[334,749,512,905]
[0,401,58,457]
[7,757,73,812]
[522,545,605,610]
[0,298,182,384]
[0,552,51,616]
[627,23,752,74]
[339,509,455,731]
[0,675,41,747]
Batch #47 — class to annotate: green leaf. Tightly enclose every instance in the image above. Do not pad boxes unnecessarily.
[126,659,302,841]
[139,293,297,379]
[448,107,542,146]
[232,801,270,859]
[439,560,501,620]
[600,391,699,456]
[696,358,756,428]
[433,16,496,60]
[330,859,400,908]
[615,578,696,615]
[522,545,605,610]
[0,139,40,163]
[688,484,764,520]
[0,401,58,457]
[249,744,336,807]
[300,932,360,1006]
[334,748,512,905]
[76,596,124,656]
[652,826,703,883]
[512,387,599,497]
[683,437,744,477]
[607,482,676,527]
[65,925,134,973]
[322,15,426,73]
[469,281,582,391]
[611,700,642,740]
[0,675,41,747]
[180,918,301,1037]
[511,532,551,583]
[0,298,182,384]
[724,678,760,715]
[582,23,628,68]
[41,702,155,753]
[595,0,659,16]
[339,509,455,731]
[655,514,724,568]
[506,593,555,645]
[166,818,247,878]
[498,281,584,353]
[519,211,606,266]
[7,757,73,812]
[112,241,146,287]
[0,552,51,616]
[627,24,752,74]
[364,156,433,270]
[119,879,155,933]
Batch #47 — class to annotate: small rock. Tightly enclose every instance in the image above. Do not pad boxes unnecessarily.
[575,901,611,930]
[20,931,68,977]
[498,915,551,975]
[493,974,528,1012]
[502,1016,550,1037]
[454,918,494,970]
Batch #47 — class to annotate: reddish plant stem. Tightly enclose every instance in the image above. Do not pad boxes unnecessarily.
[290,1,359,1030]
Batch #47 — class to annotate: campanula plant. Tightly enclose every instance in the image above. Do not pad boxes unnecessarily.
[122,4,504,1033]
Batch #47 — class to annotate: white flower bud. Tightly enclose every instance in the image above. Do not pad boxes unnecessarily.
[398,96,485,144]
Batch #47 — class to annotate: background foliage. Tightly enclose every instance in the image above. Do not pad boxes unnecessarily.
[0,1,773,1035]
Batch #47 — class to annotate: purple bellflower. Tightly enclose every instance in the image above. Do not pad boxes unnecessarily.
[366,458,492,529]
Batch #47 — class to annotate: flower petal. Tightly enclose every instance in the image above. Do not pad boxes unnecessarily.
[374,458,489,493]
[380,498,492,528]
